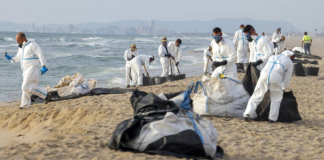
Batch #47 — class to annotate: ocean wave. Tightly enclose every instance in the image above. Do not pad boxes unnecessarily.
[4,37,14,41]
[82,37,104,41]
[0,44,17,48]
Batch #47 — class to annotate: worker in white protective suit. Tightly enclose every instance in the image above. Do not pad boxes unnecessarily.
[129,55,154,86]
[4,32,50,109]
[211,27,237,79]
[168,39,182,75]
[243,50,295,123]
[272,28,283,55]
[244,25,273,71]
[124,44,139,88]
[262,32,268,39]
[203,46,213,74]
[233,24,249,71]
[158,37,172,77]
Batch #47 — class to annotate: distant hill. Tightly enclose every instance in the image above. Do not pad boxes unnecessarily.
[0,18,301,33]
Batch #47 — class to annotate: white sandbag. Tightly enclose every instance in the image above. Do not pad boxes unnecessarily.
[124,110,218,157]
[292,47,305,53]
[46,73,97,97]
[193,75,249,117]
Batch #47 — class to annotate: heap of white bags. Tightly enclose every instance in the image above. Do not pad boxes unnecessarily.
[193,75,250,118]
[46,73,97,97]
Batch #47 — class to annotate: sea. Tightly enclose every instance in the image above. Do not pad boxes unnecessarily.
[0,31,229,102]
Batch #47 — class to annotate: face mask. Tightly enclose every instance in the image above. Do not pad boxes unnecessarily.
[251,35,258,40]
[18,43,23,48]
[212,35,222,41]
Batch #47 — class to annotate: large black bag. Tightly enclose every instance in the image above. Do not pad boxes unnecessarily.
[108,84,224,159]
[242,63,302,122]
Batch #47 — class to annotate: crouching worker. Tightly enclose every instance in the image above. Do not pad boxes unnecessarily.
[243,50,295,123]
[5,32,51,109]
[129,55,154,86]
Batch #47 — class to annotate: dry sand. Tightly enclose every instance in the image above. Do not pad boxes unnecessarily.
[1,37,324,160]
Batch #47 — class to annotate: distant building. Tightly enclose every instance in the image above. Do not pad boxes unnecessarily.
[150,20,155,34]
[29,23,36,32]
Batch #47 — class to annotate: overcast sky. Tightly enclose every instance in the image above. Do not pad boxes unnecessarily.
[2,0,323,32]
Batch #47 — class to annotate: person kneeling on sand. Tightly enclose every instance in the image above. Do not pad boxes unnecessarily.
[129,55,154,87]
[4,32,51,109]
[243,50,295,123]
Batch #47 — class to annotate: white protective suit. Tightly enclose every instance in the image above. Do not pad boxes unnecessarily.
[168,41,182,75]
[272,32,282,55]
[11,41,48,108]
[211,38,237,79]
[233,29,249,63]
[124,49,139,85]
[249,35,273,71]
[243,50,294,121]
[158,44,172,77]
[203,49,212,72]
[129,55,150,86]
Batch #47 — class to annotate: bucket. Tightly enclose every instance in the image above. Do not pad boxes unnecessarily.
[304,67,319,76]
[294,63,306,76]
[154,77,167,85]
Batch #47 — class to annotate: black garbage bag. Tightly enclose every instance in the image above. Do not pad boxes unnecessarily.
[242,63,302,122]
[90,88,138,95]
[108,84,224,159]
[295,52,322,60]
[255,91,302,122]
[31,88,138,104]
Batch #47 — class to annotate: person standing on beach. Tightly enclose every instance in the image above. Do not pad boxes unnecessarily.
[272,28,283,55]
[168,39,182,76]
[203,46,213,75]
[129,55,154,86]
[243,50,294,123]
[262,32,268,39]
[302,32,312,55]
[124,44,139,88]
[233,24,249,72]
[158,37,172,77]
[4,32,50,109]
[210,27,238,79]
[244,25,273,71]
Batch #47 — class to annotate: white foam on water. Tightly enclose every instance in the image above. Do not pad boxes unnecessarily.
[4,37,14,41]
[106,77,126,87]
[46,53,73,59]
[82,37,104,41]
[0,44,17,48]
[93,48,110,53]
[182,55,203,64]
[193,47,206,51]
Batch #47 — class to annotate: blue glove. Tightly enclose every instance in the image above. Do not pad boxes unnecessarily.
[40,66,48,75]
[5,52,14,60]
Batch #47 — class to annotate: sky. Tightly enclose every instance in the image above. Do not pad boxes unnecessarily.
[1,0,323,32]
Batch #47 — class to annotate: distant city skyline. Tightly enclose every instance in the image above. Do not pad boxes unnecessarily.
[1,0,323,32]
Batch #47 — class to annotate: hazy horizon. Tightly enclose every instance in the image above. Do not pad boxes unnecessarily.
[2,0,323,32]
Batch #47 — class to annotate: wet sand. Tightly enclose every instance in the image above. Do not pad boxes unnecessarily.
[1,37,324,160]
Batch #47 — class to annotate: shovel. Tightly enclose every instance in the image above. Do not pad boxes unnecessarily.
[172,59,186,80]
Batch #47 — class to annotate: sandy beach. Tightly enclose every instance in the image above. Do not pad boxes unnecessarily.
[1,36,324,160]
